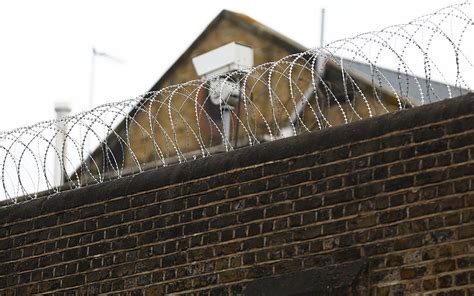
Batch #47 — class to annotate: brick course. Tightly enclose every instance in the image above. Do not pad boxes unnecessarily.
[0,93,473,295]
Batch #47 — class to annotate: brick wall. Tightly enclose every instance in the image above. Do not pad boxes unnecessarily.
[0,93,473,295]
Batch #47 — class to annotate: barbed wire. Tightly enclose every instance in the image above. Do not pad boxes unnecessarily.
[0,2,472,203]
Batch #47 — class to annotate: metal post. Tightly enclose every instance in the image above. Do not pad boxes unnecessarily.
[320,8,325,48]
[54,102,71,187]
[89,48,96,110]
[317,8,326,76]
[222,106,231,150]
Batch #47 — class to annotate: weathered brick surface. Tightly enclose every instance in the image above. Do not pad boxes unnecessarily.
[0,94,473,295]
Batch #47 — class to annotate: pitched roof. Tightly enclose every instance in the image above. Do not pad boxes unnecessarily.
[148,10,306,92]
[339,59,470,105]
[138,9,469,122]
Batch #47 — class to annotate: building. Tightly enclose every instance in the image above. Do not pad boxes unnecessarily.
[76,10,467,183]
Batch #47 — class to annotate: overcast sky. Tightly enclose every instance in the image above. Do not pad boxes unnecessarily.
[0,0,471,132]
